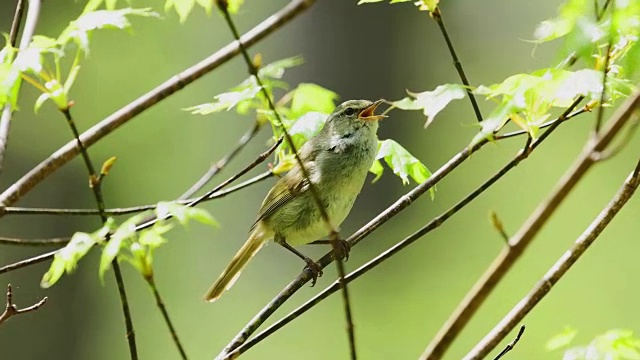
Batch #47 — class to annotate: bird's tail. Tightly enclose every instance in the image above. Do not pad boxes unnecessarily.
[203,227,267,302]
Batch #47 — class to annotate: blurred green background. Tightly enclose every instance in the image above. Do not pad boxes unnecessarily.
[1,1,639,359]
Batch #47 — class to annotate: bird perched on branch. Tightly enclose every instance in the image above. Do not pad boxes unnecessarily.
[204,99,385,302]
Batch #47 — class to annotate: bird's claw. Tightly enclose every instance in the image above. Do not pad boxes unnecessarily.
[333,239,351,261]
[304,260,324,287]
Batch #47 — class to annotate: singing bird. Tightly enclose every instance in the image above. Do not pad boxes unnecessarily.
[204,99,385,302]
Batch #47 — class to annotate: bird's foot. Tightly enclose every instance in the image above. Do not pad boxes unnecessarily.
[303,260,324,287]
[332,239,351,261]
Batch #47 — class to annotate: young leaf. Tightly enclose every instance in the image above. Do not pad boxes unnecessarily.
[184,84,261,115]
[369,159,384,183]
[156,201,218,227]
[186,56,304,116]
[289,83,338,117]
[546,326,578,351]
[98,213,147,278]
[0,62,21,109]
[257,56,304,80]
[374,139,434,198]
[393,84,466,128]
[226,0,245,14]
[288,112,328,149]
[41,232,97,288]
[58,8,159,52]
[41,218,116,288]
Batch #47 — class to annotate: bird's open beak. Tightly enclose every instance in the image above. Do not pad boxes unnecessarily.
[358,100,386,121]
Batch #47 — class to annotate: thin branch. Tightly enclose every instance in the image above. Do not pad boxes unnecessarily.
[61,108,138,360]
[421,90,640,360]
[216,99,588,358]
[179,121,262,199]
[492,325,525,360]
[112,263,138,360]
[60,109,106,220]
[0,284,47,326]
[0,250,58,275]
[464,158,640,360]
[9,0,25,46]
[221,111,564,359]
[431,7,483,123]
[146,276,188,360]
[216,1,356,358]
[0,0,39,178]
[137,137,282,231]
[2,171,273,216]
[1,105,587,218]
[0,236,69,246]
[0,0,318,210]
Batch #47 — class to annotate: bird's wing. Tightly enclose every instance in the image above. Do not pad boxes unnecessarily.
[251,165,311,230]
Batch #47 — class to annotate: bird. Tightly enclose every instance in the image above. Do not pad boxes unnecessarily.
[204,99,385,302]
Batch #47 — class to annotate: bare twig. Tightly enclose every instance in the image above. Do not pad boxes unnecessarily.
[146,276,188,360]
[0,284,47,326]
[0,250,58,275]
[492,325,525,360]
[8,0,25,46]
[0,236,69,246]
[2,171,272,217]
[0,0,318,210]
[112,263,138,359]
[431,7,483,123]
[0,0,39,178]
[179,121,262,199]
[216,99,588,358]
[421,91,640,360]
[464,157,640,359]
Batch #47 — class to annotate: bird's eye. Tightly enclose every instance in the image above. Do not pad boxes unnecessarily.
[344,107,356,116]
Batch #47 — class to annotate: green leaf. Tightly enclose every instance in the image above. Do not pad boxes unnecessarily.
[288,112,328,149]
[258,56,304,80]
[99,214,147,279]
[156,202,218,227]
[186,56,305,117]
[83,0,122,13]
[0,62,20,109]
[58,8,159,52]
[34,93,50,113]
[374,139,434,198]
[289,83,338,117]
[185,84,261,115]
[469,101,517,147]
[369,159,384,183]
[41,232,96,288]
[395,84,466,128]
[546,326,578,351]
[41,218,116,288]
[165,0,195,23]
[226,0,245,14]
